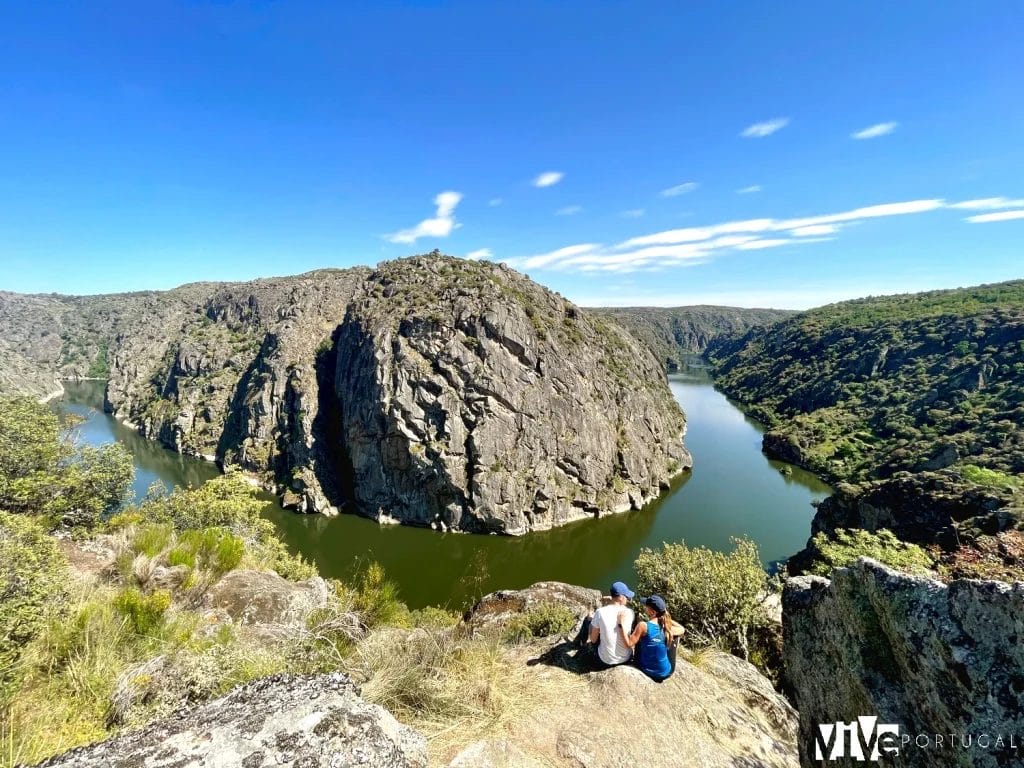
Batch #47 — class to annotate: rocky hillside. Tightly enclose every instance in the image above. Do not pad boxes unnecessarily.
[334,256,688,534]
[706,280,1024,485]
[0,286,213,399]
[706,280,1024,575]
[591,305,793,371]
[0,255,688,534]
[784,558,1024,768]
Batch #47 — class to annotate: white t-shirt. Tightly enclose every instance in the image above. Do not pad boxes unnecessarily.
[592,603,634,665]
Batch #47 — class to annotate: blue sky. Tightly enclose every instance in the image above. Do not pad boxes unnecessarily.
[1,1,1022,308]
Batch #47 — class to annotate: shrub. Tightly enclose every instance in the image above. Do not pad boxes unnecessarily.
[961,465,1022,490]
[0,397,132,525]
[350,562,409,630]
[807,528,936,576]
[502,602,578,644]
[113,588,172,636]
[168,528,245,576]
[0,511,67,703]
[634,538,767,659]
[119,473,315,580]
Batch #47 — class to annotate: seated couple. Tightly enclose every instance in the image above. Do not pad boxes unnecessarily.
[577,580,683,682]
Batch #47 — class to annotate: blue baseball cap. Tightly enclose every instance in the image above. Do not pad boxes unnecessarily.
[644,595,667,615]
[610,581,635,599]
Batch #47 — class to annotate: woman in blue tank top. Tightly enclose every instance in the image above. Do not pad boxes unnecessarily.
[615,594,676,682]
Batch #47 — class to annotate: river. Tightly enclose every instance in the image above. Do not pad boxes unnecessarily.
[56,370,830,609]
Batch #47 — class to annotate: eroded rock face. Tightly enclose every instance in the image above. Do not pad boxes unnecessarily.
[106,269,370,513]
[334,256,689,534]
[34,672,427,768]
[784,558,1024,767]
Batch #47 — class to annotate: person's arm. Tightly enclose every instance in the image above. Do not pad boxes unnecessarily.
[588,619,601,645]
[617,613,646,649]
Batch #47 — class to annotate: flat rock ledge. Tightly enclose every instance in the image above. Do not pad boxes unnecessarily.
[30,672,427,768]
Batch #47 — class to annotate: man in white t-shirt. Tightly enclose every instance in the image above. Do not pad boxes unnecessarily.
[580,581,636,668]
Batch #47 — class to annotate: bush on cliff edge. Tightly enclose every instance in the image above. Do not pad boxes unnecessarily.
[634,538,768,660]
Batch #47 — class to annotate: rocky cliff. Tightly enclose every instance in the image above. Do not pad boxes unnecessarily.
[0,255,689,533]
[784,558,1024,768]
[334,256,689,533]
[34,672,428,768]
[590,304,793,371]
[104,268,370,513]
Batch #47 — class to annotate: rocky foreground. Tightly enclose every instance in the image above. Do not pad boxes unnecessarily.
[0,255,690,534]
[31,579,799,768]
[785,558,1024,768]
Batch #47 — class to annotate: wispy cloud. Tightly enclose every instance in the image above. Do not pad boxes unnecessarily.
[533,171,564,188]
[620,209,646,218]
[737,185,762,194]
[852,122,898,140]
[488,198,503,207]
[966,210,1024,223]
[661,182,699,197]
[504,196,1015,274]
[386,191,462,244]
[741,118,789,138]
[950,197,1024,210]
[556,205,584,216]
[466,248,493,260]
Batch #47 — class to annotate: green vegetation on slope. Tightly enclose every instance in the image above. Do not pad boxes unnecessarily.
[591,305,794,371]
[707,279,1024,484]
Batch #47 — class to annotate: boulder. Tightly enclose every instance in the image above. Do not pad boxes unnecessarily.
[784,558,1024,767]
[203,569,331,626]
[33,672,428,767]
[465,581,602,632]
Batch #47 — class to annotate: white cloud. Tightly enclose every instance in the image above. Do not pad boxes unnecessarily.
[852,122,898,140]
[506,193,1020,275]
[661,182,699,197]
[737,185,762,194]
[620,209,646,218]
[556,205,584,216]
[951,197,1024,210]
[966,210,1024,223]
[790,224,837,237]
[465,248,492,260]
[385,191,463,244]
[534,171,564,188]
[741,118,789,138]
[488,198,503,207]
[519,243,599,270]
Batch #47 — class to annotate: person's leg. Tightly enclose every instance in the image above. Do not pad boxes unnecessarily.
[572,615,593,649]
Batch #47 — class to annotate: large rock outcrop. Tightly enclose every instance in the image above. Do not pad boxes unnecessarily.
[334,256,689,534]
[784,558,1024,767]
[105,268,370,513]
[1,255,692,531]
[33,672,427,767]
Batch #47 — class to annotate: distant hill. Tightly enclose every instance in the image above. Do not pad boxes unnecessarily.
[588,306,795,370]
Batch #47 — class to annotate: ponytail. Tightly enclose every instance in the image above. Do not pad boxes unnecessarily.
[658,610,674,646]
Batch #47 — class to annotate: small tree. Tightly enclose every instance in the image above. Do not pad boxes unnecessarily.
[634,538,767,659]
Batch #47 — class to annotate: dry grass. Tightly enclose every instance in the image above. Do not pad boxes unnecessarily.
[353,628,585,763]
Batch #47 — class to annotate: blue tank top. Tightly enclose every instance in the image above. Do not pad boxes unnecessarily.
[637,620,672,680]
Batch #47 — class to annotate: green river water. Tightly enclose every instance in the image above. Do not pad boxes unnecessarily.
[57,370,830,609]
